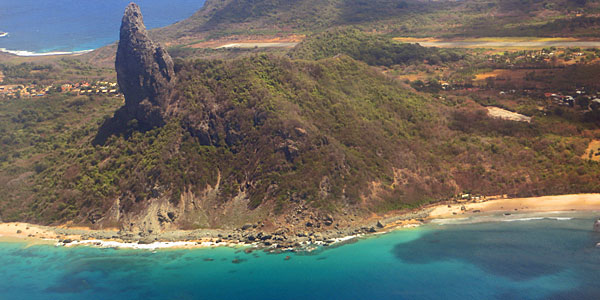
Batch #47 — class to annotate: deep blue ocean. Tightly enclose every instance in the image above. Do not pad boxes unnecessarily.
[1,212,599,300]
[0,0,206,55]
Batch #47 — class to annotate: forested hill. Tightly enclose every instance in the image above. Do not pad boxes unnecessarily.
[153,0,426,39]
[154,0,600,42]
[5,50,600,230]
[288,28,464,66]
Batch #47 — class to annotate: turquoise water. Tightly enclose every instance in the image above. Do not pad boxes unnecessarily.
[0,0,205,54]
[1,213,599,299]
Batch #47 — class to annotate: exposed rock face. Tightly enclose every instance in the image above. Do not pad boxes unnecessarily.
[94,3,175,144]
[115,2,175,130]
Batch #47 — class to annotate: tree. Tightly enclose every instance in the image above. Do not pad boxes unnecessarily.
[576,96,590,110]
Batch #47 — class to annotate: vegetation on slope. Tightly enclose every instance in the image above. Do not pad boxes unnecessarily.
[155,0,600,44]
[289,28,464,66]
[0,94,121,222]
[2,54,600,226]
[154,0,430,39]
[0,59,114,85]
[28,54,443,225]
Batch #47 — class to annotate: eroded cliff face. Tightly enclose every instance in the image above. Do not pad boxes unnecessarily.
[95,3,176,144]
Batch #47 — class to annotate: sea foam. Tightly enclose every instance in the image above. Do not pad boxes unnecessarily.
[61,239,204,250]
[502,217,573,222]
[0,48,93,57]
[430,214,576,226]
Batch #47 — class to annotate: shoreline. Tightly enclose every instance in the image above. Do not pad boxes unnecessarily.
[1,193,599,251]
[0,48,94,57]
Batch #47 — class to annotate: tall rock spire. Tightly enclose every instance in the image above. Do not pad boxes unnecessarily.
[94,3,176,145]
[115,2,175,130]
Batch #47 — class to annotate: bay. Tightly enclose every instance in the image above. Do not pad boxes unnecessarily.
[0,0,205,55]
[1,212,599,299]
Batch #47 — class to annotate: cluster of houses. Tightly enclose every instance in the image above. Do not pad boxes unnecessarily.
[488,48,596,66]
[545,92,575,106]
[544,89,600,108]
[74,81,119,95]
[0,81,120,99]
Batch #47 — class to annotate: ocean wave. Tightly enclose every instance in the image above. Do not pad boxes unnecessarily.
[430,215,575,226]
[430,218,472,225]
[0,48,93,57]
[60,239,219,250]
[502,217,573,222]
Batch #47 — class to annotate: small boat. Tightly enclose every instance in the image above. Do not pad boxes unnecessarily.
[0,32,7,38]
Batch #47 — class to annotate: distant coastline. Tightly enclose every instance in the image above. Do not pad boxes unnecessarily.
[0,0,205,60]
[0,48,93,57]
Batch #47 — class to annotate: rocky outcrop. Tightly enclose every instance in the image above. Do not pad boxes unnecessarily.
[95,3,175,144]
[116,2,175,129]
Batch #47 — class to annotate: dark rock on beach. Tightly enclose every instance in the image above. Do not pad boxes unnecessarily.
[323,214,334,226]
[138,238,154,244]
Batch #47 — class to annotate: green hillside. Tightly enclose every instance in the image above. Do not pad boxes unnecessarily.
[289,28,464,66]
[155,0,600,43]
[2,54,599,228]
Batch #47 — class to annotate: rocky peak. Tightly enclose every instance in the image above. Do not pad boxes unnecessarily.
[115,2,175,130]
